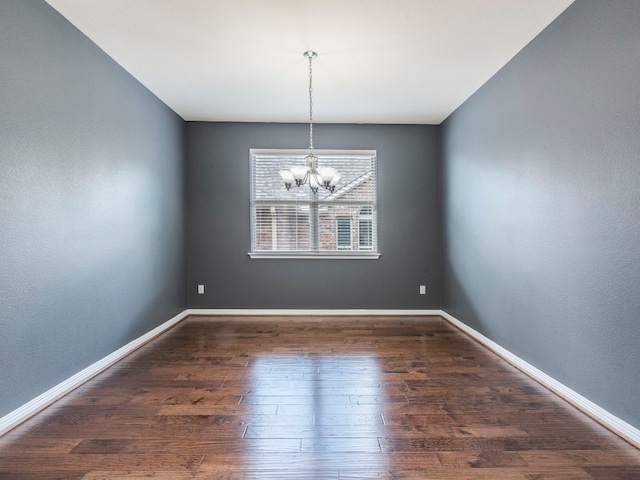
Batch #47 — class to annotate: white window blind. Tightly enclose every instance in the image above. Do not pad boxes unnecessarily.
[250,149,379,258]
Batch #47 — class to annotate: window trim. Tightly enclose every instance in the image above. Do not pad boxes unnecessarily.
[249,148,380,260]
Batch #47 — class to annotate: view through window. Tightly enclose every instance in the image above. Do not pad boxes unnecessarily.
[250,149,378,258]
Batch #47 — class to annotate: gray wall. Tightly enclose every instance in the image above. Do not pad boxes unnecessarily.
[442,0,640,428]
[186,122,441,309]
[0,0,186,417]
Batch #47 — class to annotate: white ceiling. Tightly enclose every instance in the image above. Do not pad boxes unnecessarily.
[45,0,574,125]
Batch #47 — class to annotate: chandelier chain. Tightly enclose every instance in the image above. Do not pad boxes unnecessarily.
[308,53,314,150]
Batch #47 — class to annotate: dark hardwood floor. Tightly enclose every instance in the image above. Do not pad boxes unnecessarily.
[1,316,639,479]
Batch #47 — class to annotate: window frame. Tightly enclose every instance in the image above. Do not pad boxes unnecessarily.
[249,149,380,259]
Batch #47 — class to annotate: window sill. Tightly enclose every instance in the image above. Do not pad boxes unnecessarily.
[248,252,381,260]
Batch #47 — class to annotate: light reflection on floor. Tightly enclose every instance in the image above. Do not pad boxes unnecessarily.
[245,354,388,477]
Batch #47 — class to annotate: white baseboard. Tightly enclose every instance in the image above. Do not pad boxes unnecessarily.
[440,310,640,449]
[187,308,442,316]
[0,309,189,437]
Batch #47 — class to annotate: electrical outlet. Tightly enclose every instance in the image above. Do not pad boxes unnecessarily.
[197,284,205,294]
[419,285,426,295]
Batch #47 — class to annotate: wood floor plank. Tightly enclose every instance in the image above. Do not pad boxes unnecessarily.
[81,473,195,480]
[243,424,387,439]
[0,453,203,472]
[1,315,639,479]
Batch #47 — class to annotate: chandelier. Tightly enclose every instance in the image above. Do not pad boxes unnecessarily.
[279,51,340,193]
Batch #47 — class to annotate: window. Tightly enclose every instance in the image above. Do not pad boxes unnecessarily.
[358,206,373,250]
[337,217,352,250]
[250,149,379,258]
